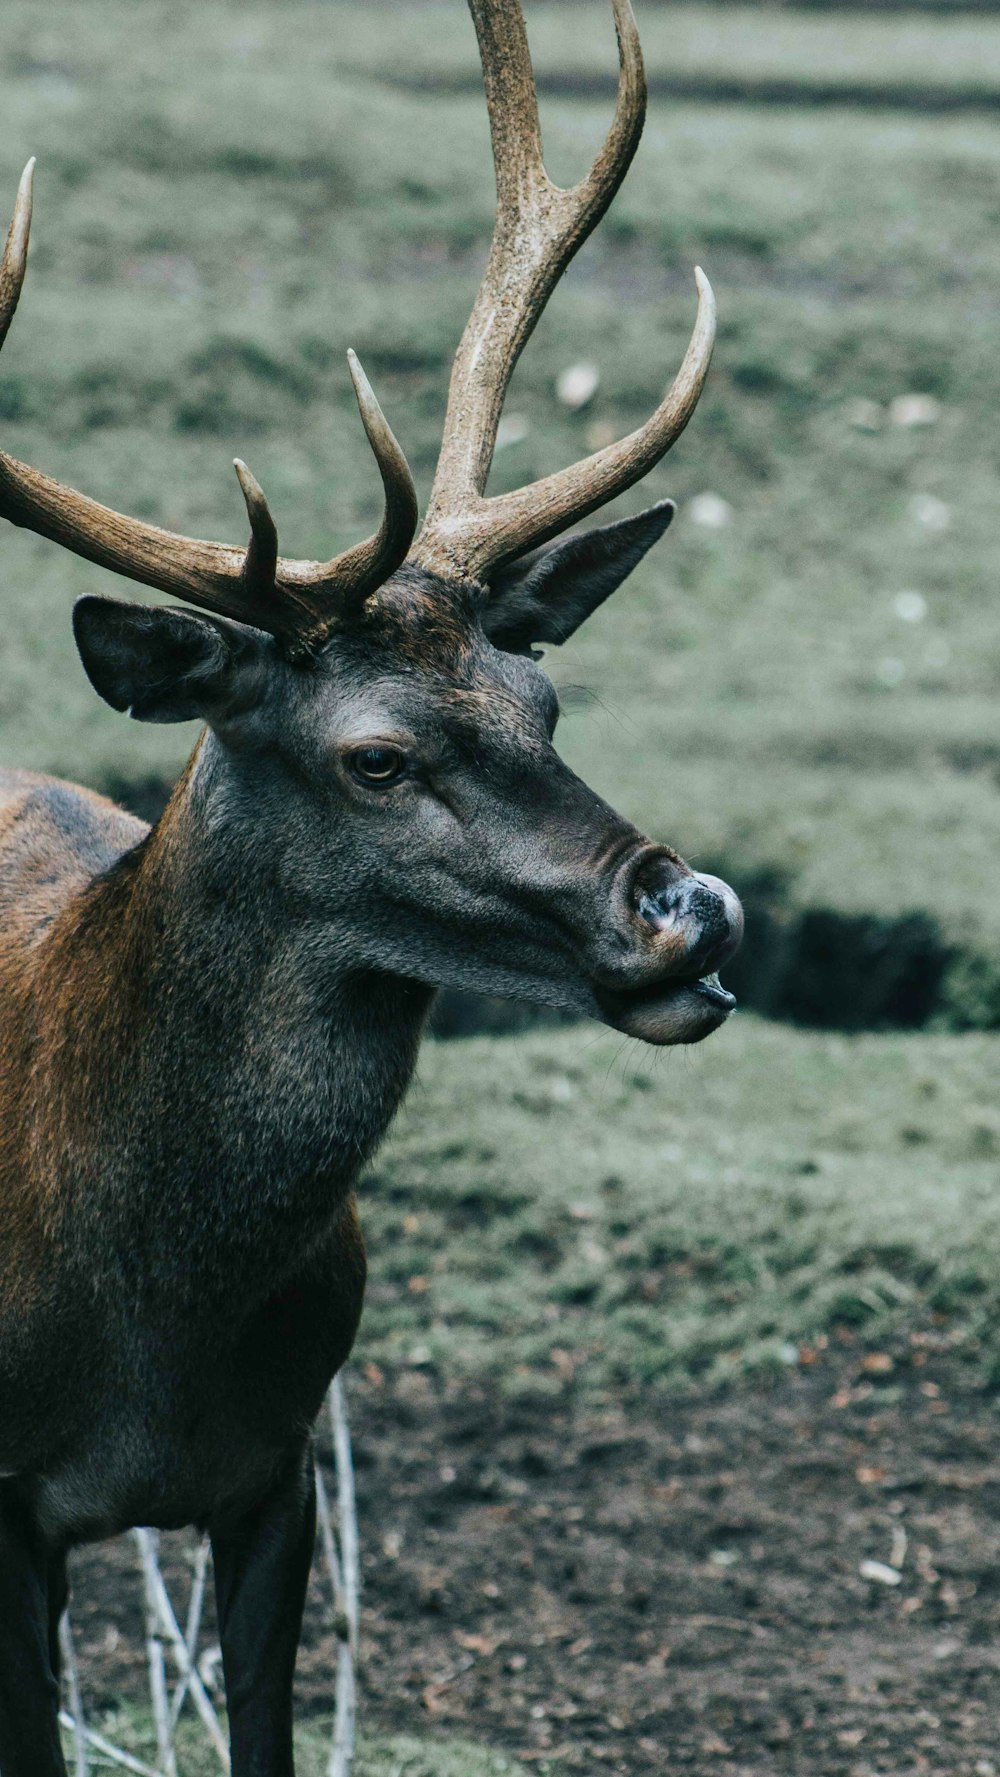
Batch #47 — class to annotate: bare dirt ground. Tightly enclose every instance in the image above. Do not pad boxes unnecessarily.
[70,1335,1000,1776]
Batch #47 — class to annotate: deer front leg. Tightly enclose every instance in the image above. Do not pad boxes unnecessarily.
[0,1481,67,1777]
[210,1442,317,1777]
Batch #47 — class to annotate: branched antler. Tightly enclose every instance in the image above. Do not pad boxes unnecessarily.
[0,0,713,637]
[411,0,715,583]
[0,164,418,659]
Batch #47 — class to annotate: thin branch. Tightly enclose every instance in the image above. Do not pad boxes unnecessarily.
[327,1642,356,1777]
[57,1715,160,1777]
[58,1611,88,1777]
[330,1377,360,1658]
[167,1536,212,1733]
[314,1463,347,1625]
[135,1533,230,1769]
[134,1531,178,1777]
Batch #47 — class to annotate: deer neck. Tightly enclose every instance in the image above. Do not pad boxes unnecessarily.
[46,741,433,1273]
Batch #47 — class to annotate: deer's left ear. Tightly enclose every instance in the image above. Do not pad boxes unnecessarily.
[482,500,675,653]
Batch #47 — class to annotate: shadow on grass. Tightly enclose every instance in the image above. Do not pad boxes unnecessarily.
[382,68,1000,117]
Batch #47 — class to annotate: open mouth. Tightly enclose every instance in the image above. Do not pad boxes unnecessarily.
[598,970,737,1047]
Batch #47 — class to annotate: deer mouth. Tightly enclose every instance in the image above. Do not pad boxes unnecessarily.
[597,969,736,1047]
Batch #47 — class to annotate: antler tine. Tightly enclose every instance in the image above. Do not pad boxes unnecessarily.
[305,349,419,621]
[412,0,647,577]
[234,458,279,595]
[0,159,34,354]
[0,170,418,658]
[413,0,715,584]
[464,267,715,575]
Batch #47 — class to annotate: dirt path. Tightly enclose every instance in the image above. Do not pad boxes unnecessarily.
[70,1335,1000,1774]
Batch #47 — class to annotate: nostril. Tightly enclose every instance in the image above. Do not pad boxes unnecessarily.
[632,861,743,973]
[631,854,690,929]
[638,879,726,942]
[637,883,687,929]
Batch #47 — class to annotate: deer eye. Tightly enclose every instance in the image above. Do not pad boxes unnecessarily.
[347,745,407,785]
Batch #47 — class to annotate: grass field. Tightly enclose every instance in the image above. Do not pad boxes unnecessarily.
[64,1717,525,1777]
[358,1016,1000,1394]
[342,2,1000,93]
[1,1,999,1022]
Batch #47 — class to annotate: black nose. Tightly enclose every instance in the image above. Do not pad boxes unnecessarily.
[634,862,743,976]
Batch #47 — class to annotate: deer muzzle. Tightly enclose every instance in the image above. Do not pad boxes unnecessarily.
[593,852,744,1046]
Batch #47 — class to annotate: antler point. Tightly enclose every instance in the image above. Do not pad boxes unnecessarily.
[346,349,373,407]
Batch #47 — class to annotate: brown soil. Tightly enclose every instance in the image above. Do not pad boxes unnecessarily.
[69,1336,1000,1775]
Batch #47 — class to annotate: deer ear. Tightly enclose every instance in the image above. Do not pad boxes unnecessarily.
[72,596,272,726]
[482,500,675,653]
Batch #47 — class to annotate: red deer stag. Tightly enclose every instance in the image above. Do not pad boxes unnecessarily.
[0,2,742,1771]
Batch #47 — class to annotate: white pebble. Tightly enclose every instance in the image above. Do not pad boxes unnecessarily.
[893,591,927,622]
[909,493,950,534]
[876,657,905,688]
[890,393,941,428]
[688,491,732,529]
[556,362,600,410]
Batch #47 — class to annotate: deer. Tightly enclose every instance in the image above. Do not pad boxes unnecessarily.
[0,1,743,1771]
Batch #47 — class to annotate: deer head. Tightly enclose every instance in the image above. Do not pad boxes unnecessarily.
[0,0,741,1046]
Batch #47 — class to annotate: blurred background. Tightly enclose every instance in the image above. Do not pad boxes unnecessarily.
[4,1,1000,1772]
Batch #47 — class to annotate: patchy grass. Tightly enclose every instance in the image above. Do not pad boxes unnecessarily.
[335,2,1000,97]
[354,1018,1000,1395]
[64,1714,530,1776]
[0,2,998,1014]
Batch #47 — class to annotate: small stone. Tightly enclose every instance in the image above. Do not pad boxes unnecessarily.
[556,361,600,409]
[876,657,905,688]
[893,590,927,622]
[890,393,941,428]
[688,491,732,529]
[909,493,950,533]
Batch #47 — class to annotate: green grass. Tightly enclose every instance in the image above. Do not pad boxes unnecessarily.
[354,1017,1000,1393]
[335,3,1000,96]
[65,1715,531,1776]
[0,1,998,1016]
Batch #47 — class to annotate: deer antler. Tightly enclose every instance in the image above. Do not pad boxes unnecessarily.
[410,0,716,583]
[0,163,418,660]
